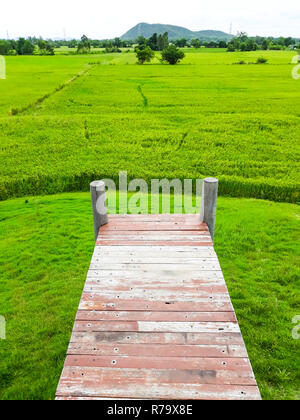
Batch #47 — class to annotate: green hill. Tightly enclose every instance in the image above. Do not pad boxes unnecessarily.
[121,22,233,41]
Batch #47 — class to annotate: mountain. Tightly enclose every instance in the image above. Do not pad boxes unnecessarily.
[121,23,233,41]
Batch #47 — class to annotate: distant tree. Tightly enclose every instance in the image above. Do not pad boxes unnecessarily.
[16,38,35,55]
[136,46,155,64]
[240,39,258,51]
[231,37,241,50]
[237,32,248,42]
[207,41,218,48]
[147,33,158,51]
[284,37,294,47]
[69,39,78,48]
[175,38,187,48]
[113,37,122,48]
[162,32,169,49]
[37,39,54,55]
[218,41,227,48]
[157,34,164,51]
[191,39,201,48]
[0,40,12,55]
[161,45,185,65]
[136,36,147,48]
[227,43,235,52]
[77,35,91,53]
[262,39,269,50]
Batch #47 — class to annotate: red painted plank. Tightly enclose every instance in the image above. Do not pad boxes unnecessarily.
[100,223,209,232]
[56,367,260,399]
[108,215,205,221]
[75,311,237,322]
[67,342,247,358]
[73,321,238,333]
[96,241,213,246]
[79,298,233,312]
[64,355,254,373]
[99,230,210,236]
[70,331,245,346]
[84,284,228,294]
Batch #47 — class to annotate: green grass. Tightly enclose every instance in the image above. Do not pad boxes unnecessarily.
[0,50,299,202]
[0,192,299,400]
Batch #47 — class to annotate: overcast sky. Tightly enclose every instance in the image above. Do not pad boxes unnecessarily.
[1,0,299,39]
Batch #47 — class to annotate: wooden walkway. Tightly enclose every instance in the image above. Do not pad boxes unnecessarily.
[56,214,261,400]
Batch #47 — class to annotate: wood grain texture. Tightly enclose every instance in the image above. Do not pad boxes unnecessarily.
[55,214,261,401]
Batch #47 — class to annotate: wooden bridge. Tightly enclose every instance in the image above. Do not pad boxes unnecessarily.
[55,179,261,400]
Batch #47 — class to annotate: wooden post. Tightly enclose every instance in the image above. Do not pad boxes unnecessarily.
[200,177,218,241]
[90,180,108,241]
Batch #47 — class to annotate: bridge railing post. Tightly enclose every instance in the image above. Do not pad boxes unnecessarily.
[200,177,219,241]
[90,180,108,241]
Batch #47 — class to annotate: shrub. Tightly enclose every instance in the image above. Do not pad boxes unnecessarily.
[256,57,268,64]
[227,44,235,52]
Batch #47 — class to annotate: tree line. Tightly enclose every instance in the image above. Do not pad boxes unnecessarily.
[0,32,298,56]
[136,33,299,51]
[227,33,299,52]
[0,38,54,56]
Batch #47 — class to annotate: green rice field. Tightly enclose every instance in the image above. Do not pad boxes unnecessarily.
[0,49,299,202]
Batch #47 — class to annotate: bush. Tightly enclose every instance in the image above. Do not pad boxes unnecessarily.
[256,57,268,64]
[269,44,282,50]
[227,44,235,52]
[161,45,185,65]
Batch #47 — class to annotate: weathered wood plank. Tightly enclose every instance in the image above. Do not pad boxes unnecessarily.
[82,290,230,302]
[73,321,239,333]
[89,263,221,271]
[56,367,260,399]
[75,310,237,322]
[70,331,246,346]
[94,245,215,253]
[97,235,212,242]
[97,241,213,246]
[85,280,227,290]
[94,249,216,258]
[83,284,229,294]
[67,342,247,358]
[79,298,234,312]
[99,230,210,236]
[108,214,204,221]
[91,257,220,265]
[86,269,224,281]
[100,222,208,231]
[64,355,253,373]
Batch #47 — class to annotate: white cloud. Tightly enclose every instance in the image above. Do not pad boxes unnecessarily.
[1,0,300,39]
